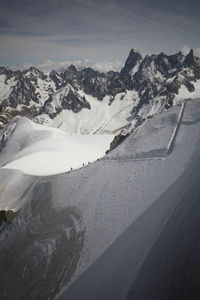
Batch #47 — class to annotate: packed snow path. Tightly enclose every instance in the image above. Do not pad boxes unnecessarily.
[0,99,199,300]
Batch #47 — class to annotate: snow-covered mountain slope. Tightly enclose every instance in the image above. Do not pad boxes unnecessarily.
[35,90,139,134]
[0,98,199,299]
[0,117,113,175]
[108,102,184,159]
[0,49,200,133]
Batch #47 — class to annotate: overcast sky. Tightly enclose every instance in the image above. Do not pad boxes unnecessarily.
[1,0,200,68]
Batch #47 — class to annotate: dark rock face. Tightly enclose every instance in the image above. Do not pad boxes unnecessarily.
[0,48,200,125]
[120,49,143,75]
[43,86,91,118]
[184,50,196,68]
[50,70,63,90]
[154,52,184,77]
[106,134,128,154]
[61,90,90,113]
[0,66,8,75]
[8,77,39,108]
[23,67,47,81]
[0,67,46,111]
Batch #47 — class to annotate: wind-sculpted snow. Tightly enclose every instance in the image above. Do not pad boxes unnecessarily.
[0,99,199,299]
[106,103,185,160]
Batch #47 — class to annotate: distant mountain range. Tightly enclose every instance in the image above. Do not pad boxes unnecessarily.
[0,49,200,133]
[10,59,124,73]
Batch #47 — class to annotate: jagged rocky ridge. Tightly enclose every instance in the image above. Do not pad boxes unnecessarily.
[0,49,200,130]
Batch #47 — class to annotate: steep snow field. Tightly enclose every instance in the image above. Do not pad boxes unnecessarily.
[108,102,185,159]
[0,98,199,299]
[35,90,140,134]
[0,117,113,175]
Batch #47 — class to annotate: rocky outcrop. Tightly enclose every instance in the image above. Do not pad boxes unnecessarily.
[50,70,63,90]
[7,76,39,108]
[43,85,91,118]
[184,49,196,68]
[106,133,129,154]
[120,49,143,75]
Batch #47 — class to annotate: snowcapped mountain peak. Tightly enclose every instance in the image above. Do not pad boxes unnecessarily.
[120,48,143,75]
[184,49,196,68]
[24,66,47,81]
[130,48,143,56]
[67,64,78,72]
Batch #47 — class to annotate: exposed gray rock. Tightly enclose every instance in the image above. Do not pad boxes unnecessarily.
[106,133,129,154]
[120,49,143,75]
[43,86,91,118]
